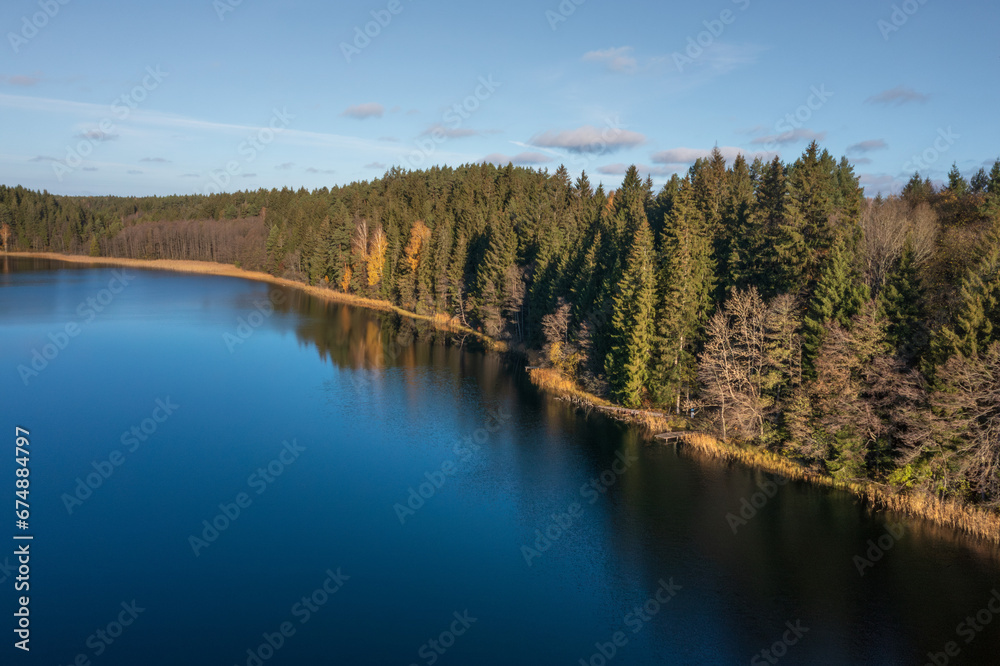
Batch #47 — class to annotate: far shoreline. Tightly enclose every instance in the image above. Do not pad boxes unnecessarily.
[8,250,1000,546]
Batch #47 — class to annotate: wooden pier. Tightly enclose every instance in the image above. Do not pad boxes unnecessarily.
[655,431,696,442]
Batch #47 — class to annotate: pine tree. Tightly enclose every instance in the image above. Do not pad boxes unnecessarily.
[606,220,656,408]
[653,180,716,410]
[877,247,925,360]
[802,232,870,372]
[722,154,758,294]
[932,238,1000,361]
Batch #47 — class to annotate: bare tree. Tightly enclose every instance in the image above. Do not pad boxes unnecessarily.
[861,197,939,293]
[698,288,770,440]
[933,343,1000,505]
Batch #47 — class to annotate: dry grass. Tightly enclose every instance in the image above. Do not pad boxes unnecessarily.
[7,252,505,351]
[681,433,1000,544]
[525,368,1000,545]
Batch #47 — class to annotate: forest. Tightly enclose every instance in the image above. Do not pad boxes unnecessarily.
[4,141,1000,512]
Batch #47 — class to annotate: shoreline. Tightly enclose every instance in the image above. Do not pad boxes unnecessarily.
[9,251,1000,545]
[4,251,503,351]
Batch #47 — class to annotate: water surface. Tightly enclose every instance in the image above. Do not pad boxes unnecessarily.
[2,256,998,665]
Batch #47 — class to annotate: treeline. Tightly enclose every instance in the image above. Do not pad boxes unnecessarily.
[4,143,1000,509]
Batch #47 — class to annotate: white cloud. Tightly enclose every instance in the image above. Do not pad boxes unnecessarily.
[341,103,384,119]
[866,86,929,105]
[530,125,646,153]
[582,47,637,73]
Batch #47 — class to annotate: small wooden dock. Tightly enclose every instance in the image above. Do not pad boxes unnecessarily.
[655,431,696,442]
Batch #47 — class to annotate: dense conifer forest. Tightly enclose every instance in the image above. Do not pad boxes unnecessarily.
[5,142,1000,512]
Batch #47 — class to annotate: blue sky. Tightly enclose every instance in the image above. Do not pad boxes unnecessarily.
[1,0,997,197]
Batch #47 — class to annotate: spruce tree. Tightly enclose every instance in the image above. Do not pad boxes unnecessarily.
[653,180,716,410]
[802,232,870,372]
[606,220,656,408]
[932,238,1000,360]
[877,247,926,360]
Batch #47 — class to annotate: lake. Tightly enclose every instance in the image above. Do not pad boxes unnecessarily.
[2,256,999,665]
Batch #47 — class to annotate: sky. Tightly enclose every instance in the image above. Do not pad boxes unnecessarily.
[1,0,997,198]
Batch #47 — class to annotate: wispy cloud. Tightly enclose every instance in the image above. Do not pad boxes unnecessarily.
[598,163,673,177]
[651,146,775,167]
[866,86,929,105]
[127,169,142,175]
[363,162,386,169]
[140,156,171,163]
[859,173,904,194]
[530,125,646,153]
[750,128,825,146]
[481,151,552,166]
[582,46,637,73]
[275,162,295,170]
[0,93,406,158]
[28,155,57,162]
[847,139,888,154]
[77,129,118,142]
[421,124,479,139]
[3,74,40,86]
[341,102,384,119]
[306,167,336,174]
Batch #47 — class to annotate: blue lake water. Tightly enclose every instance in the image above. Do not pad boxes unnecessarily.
[1,256,999,665]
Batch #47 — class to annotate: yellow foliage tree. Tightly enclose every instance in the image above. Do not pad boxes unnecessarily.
[340,265,352,292]
[403,220,432,272]
[367,225,388,286]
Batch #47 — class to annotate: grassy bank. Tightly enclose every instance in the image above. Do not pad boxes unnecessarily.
[529,368,1000,545]
[11,251,999,545]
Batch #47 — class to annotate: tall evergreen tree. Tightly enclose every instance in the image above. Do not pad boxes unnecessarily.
[802,231,870,372]
[606,221,657,407]
[653,180,716,410]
